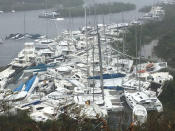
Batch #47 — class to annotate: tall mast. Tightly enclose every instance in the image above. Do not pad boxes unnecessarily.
[108,0,112,24]
[67,8,72,52]
[92,42,95,102]
[92,0,96,102]
[85,7,89,87]
[139,25,143,91]
[102,14,108,65]
[45,0,48,41]
[122,12,125,54]
[135,25,138,79]
[97,26,104,100]
[69,8,72,40]
[23,1,26,43]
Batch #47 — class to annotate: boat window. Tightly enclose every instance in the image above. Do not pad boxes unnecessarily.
[143,102,150,104]
[159,63,166,67]
[36,107,44,110]
[75,74,80,78]
[140,100,146,103]
[151,99,157,102]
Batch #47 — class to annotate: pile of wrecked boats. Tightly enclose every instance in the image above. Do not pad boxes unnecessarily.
[0,5,173,126]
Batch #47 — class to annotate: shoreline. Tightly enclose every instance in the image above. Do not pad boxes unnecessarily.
[0,2,136,18]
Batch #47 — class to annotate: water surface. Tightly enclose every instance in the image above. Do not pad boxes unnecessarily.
[0,0,157,66]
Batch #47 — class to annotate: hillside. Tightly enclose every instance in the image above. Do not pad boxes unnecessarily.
[126,4,175,67]
[125,4,175,131]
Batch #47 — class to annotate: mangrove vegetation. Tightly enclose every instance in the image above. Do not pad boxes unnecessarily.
[126,4,175,67]
[0,0,84,11]
[58,2,136,18]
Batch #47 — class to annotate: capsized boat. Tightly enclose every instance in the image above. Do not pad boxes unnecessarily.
[132,104,147,125]
[124,89,163,112]
[80,103,107,119]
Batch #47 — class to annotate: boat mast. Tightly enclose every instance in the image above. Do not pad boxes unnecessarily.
[97,26,104,100]
[45,0,49,41]
[85,6,90,87]
[93,0,97,26]
[135,23,141,91]
[108,0,112,25]
[121,12,125,54]
[102,14,108,66]
[23,1,26,43]
[68,8,72,52]
[135,24,138,79]
[92,41,95,102]
[139,25,143,91]
[92,0,96,102]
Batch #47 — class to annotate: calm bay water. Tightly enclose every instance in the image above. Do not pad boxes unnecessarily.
[0,0,158,66]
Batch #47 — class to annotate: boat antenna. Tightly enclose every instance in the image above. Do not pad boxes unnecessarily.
[97,25,104,100]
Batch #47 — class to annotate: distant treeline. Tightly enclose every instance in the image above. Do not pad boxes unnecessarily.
[0,0,136,17]
[58,2,136,17]
[139,5,152,13]
[0,0,84,11]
